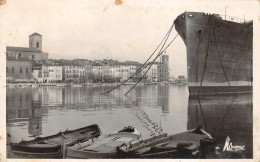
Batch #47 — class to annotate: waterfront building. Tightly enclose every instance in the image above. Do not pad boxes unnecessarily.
[33,63,63,83]
[111,62,141,82]
[85,64,93,82]
[45,65,63,83]
[6,32,48,61]
[32,63,43,82]
[63,65,85,82]
[91,63,103,79]
[141,63,158,82]
[6,32,49,82]
[116,63,131,81]
[169,76,176,83]
[176,75,187,84]
[102,64,113,82]
[141,53,169,82]
[158,54,169,82]
[6,57,33,82]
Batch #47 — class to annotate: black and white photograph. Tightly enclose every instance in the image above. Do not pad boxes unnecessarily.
[0,0,259,160]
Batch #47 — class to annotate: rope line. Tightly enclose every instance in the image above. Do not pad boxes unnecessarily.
[105,23,175,94]
[189,30,204,82]
[124,26,173,95]
[212,28,231,87]
[197,16,212,98]
[125,33,179,95]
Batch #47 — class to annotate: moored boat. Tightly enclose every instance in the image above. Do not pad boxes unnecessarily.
[118,126,215,158]
[65,126,142,159]
[10,124,101,158]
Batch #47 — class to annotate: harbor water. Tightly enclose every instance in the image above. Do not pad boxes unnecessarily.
[6,84,252,158]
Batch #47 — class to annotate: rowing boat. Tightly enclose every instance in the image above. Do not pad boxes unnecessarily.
[10,124,101,158]
[65,126,142,159]
[117,126,215,158]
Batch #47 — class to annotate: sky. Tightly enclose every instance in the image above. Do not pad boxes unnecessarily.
[0,0,258,77]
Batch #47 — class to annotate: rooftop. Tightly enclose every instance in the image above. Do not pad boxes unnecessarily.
[6,46,42,52]
[29,32,42,37]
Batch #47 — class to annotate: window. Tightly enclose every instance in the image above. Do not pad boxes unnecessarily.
[26,68,28,73]
[37,42,39,48]
[12,67,14,73]
[6,67,8,73]
[20,67,22,73]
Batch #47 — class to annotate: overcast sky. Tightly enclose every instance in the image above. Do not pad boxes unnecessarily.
[0,0,258,77]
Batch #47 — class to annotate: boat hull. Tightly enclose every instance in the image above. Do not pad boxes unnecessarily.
[66,148,117,159]
[65,127,141,159]
[118,128,214,159]
[10,124,101,159]
[174,12,253,96]
[9,150,61,159]
[189,85,252,96]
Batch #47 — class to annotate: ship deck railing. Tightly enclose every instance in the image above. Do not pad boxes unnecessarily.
[215,14,251,24]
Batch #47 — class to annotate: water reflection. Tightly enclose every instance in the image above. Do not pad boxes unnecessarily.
[28,102,42,137]
[7,85,174,140]
[6,85,252,158]
[187,94,253,158]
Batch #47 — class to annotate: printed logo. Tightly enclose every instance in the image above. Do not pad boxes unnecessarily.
[223,136,245,152]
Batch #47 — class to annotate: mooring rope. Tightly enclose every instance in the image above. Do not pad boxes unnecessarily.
[105,23,175,94]
[197,16,212,98]
[125,33,179,95]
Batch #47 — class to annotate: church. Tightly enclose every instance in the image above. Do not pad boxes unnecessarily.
[6,32,48,82]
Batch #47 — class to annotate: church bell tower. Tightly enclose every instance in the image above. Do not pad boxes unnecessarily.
[29,32,42,51]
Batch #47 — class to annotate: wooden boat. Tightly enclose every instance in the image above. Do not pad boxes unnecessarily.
[10,124,101,159]
[65,126,142,159]
[117,126,215,158]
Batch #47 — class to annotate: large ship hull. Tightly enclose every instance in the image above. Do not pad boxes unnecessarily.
[174,12,253,96]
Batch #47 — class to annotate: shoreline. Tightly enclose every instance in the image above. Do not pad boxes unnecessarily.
[6,82,180,88]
